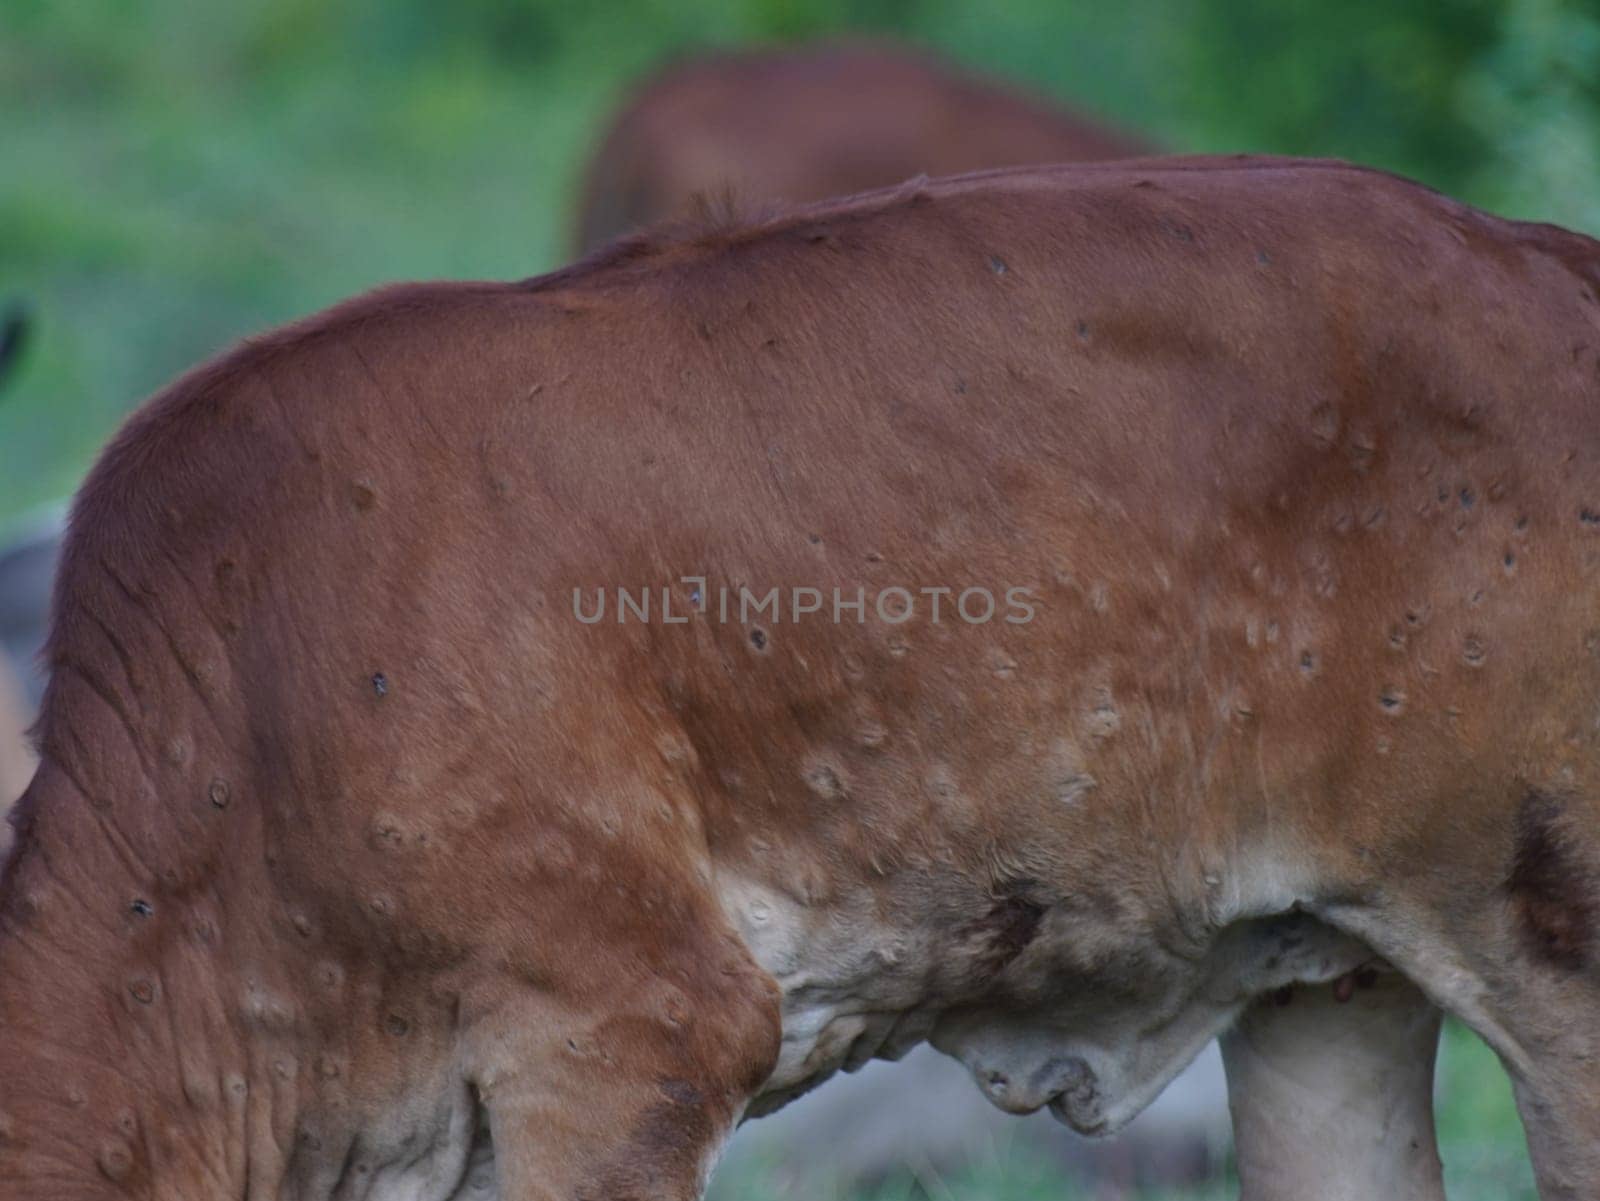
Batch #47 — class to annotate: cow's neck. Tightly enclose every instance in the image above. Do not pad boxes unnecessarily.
[0,764,278,1199]
[1,756,492,1201]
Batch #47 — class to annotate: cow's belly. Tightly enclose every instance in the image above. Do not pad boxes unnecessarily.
[721,872,1378,1135]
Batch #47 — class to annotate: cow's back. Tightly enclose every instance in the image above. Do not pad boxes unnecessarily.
[24,158,1600,935]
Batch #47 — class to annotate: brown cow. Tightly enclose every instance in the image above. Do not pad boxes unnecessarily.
[575,41,1150,253]
[3,158,1600,1201]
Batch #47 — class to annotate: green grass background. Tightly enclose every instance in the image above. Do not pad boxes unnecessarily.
[700,1022,1540,1198]
[5,0,1595,1192]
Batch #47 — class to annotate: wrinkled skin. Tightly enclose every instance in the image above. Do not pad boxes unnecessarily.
[4,158,1600,1201]
[573,40,1151,254]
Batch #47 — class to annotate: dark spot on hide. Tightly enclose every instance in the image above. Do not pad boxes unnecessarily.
[1507,790,1595,970]
[970,891,1046,978]
[658,1079,704,1108]
[1161,218,1195,242]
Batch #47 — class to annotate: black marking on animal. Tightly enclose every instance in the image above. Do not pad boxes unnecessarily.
[971,891,1046,978]
[1507,790,1596,970]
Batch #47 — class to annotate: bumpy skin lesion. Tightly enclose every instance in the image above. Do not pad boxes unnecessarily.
[4,158,1600,1201]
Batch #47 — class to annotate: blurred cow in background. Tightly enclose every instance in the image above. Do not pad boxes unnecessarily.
[575,40,1152,254]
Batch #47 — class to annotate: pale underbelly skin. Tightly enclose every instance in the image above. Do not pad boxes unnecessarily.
[718,873,1378,1138]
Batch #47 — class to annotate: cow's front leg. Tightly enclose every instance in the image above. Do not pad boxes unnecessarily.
[1220,971,1444,1201]
[459,892,782,1200]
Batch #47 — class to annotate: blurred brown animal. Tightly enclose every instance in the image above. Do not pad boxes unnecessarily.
[575,41,1152,253]
[5,158,1600,1201]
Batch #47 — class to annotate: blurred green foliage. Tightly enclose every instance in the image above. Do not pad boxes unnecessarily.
[0,0,1586,1192]
[2,0,1597,526]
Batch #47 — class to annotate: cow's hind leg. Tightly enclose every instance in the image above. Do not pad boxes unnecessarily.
[1324,787,1600,1199]
[1480,791,1600,1199]
[1221,971,1445,1201]
[1341,936,1600,1199]
[1452,960,1600,1198]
